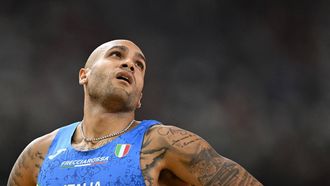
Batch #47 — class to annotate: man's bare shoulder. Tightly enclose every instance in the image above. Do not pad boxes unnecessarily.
[34,129,59,147]
[28,128,59,158]
[144,124,217,167]
[142,124,263,186]
[7,129,59,186]
[141,124,209,185]
[145,124,208,151]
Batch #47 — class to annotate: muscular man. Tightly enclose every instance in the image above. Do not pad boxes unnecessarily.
[8,39,262,185]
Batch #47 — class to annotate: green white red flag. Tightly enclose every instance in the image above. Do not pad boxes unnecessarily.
[115,144,131,158]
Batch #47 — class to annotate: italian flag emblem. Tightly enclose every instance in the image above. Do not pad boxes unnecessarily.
[115,144,131,158]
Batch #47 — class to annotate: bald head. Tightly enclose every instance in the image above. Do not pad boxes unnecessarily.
[80,39,147,112]
[84,39,145,68]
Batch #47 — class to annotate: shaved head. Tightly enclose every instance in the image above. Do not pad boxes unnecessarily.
[84,39,144,68]
[80,39,147,112]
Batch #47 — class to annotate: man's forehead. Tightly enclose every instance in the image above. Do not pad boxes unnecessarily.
[99,40,143,54]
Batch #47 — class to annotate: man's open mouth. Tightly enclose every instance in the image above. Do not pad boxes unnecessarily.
[116,72,133,84]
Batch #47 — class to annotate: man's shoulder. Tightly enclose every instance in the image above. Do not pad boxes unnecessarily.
[148,123,185,132]
[146,123,183,139]
[140,123,216,185]
[7,128,61,185]
[28,128,59,153]
[31,122,78,149]
[23,128,61,170]
[145,124,208,150]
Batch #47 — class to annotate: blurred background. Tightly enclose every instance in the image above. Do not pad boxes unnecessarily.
[1,0,330,185]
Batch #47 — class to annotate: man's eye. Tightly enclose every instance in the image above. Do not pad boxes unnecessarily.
[110,51,122,58]
[136,62,144,70]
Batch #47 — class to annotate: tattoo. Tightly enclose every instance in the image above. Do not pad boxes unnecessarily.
[36,151,44,160]
[31,151,45,172]
[17,149,28,170]
[9,175,20,186]
[141,125,261,186]
[8,145,47,186]
[141,126,203,185]
[8,146,32,186]
[11,166,22,186]
[157,126,188,136]
[191,148,261,186]
[171,134,201,147]
[141,132,168,186]
[157,127,201,149]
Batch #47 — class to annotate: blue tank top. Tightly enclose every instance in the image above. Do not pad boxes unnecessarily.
[37,120,160,186]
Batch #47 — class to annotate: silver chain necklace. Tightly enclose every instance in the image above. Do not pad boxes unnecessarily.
[80,120,135,142]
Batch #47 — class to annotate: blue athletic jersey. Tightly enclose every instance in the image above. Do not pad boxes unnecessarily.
[37,120,160,186]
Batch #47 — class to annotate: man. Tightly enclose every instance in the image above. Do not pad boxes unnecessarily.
[8,39,262,185]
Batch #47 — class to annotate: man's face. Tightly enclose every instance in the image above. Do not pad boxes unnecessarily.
[80,40,146,112]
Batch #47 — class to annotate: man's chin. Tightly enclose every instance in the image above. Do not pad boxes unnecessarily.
[109,87,130,97]
[101,92,135,112]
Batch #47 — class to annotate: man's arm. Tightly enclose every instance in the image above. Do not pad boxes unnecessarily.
[141,125,262,186]
[7,131,57,186]
[188,143,260,185]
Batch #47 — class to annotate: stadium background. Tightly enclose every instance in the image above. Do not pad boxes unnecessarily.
[1,0,330,185]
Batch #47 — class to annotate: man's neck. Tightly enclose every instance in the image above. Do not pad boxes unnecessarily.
[82,103,135,138]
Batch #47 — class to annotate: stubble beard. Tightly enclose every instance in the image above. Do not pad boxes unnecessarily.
[87,80,138,113]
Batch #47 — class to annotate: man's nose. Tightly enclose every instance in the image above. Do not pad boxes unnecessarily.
[120,61,134,72]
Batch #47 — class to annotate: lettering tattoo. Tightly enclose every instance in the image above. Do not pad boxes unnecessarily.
[157,126,202,149]
[141,125,262,186]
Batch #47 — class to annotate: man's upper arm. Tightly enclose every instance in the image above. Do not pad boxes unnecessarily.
[7,131,57,186]
[153,125,262,186]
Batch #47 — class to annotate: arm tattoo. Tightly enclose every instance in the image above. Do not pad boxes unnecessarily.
[8,145,46,186]
[157,127,202,148]
[17,148,29,170]
[160,127,262,185]
[191,148,261,186]
[141,133,169,186]
[31,151,44,171]
[11,166,22,186]
[141,126,203,185]
[141,126,262,186]
[8,146,31,186]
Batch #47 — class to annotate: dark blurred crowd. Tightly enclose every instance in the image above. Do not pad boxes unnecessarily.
[1,0,329,185]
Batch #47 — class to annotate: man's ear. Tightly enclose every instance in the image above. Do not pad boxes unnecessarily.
[79,68,89,85]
